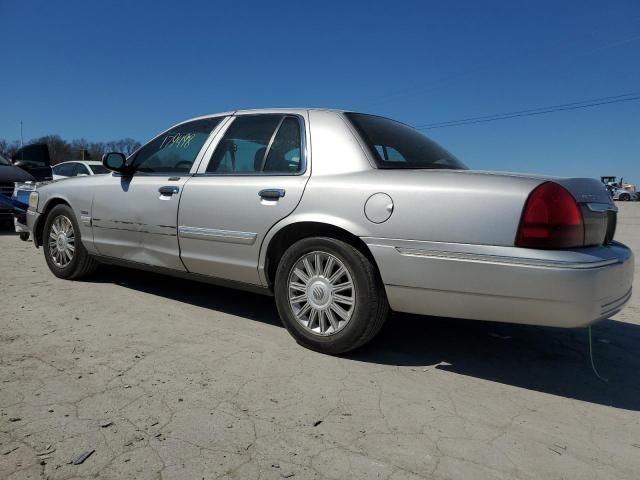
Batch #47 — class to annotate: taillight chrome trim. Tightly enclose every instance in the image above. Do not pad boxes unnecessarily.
[586,202,616,213]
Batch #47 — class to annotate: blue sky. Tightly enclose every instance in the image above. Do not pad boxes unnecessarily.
[1,0,638,180]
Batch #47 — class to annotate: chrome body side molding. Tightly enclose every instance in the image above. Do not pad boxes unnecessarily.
[178,226,257,245]
[395,247,620,269]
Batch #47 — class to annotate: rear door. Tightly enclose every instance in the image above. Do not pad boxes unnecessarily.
[178,112,310,285]
[91,117,227,269]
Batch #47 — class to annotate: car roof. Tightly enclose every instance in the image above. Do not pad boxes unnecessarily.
[55,160,104,165]
[182,108,346,123]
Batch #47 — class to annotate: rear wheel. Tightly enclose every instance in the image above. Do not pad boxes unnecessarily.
[274,237,389,354]
[43,204,98,279]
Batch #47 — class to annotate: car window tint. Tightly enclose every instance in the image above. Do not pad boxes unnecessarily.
[73,163,90,176]
[345,112,467,170]
[54,163,75,176]
[207,115,282,173]
[263,117,302,173]
[89,164,110,174]
[374,145,405,162]
[131,117,223,174]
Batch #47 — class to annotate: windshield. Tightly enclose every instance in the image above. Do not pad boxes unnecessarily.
[89,164,110,174]
[345,113,467,170]
[0,154,11,166]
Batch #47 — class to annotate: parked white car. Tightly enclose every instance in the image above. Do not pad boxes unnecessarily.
[52,161,110,180]
[612,189,639,201]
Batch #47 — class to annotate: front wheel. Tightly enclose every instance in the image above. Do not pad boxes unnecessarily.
[43,204,98,279]
[274,237,389,354]
[619,193,630,201]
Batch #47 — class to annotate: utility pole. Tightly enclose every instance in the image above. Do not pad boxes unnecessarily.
[20,120,23,147]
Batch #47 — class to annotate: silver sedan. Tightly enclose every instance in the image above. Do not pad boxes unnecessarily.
[26,109,634,353]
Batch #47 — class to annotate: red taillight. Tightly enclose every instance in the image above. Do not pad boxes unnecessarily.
[515,182,584,249]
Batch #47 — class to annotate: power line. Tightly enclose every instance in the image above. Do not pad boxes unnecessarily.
[357,33,640,110]
[415,94,640,130]
[415,93,636,128]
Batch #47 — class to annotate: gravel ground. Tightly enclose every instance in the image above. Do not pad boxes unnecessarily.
[0,203,638,480]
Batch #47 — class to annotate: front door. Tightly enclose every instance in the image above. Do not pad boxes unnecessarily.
[91,116,226,269]
[178,113,310,285]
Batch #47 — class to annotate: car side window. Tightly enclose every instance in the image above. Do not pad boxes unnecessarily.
[73,163,90,176]
[264,117,302,173]
[54,163,75,176]
[206,115,303,174]
[207,115,281,173]
[374,145,405,162]
[130,117,223,175]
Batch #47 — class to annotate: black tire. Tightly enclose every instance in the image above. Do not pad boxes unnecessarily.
[619,193,630,201]
[19,232,30,241]
[274,237,389,354]
[43,204,98,279]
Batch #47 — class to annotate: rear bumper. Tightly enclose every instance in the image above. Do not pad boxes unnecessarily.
[364,238,634,328]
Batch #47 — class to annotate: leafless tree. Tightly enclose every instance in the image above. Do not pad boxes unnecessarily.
[0,136,142,164]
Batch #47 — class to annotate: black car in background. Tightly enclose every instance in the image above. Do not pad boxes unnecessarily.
[0,143,53,224]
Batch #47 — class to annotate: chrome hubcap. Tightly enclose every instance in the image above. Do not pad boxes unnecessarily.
[287,251,356,336]
[48,215,75,267]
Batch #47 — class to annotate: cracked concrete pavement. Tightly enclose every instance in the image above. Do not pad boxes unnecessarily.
[1,204,639,479]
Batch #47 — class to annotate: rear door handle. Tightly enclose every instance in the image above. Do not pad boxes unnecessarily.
[259,188,286,200]
[159,186,180,196]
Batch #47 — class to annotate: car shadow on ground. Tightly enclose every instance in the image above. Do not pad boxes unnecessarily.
[90,264,640,411]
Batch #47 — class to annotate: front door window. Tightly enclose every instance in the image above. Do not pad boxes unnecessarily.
[130,117,223,174]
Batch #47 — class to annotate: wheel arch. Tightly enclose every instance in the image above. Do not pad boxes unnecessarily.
[34,197,71,247]
[261,220,379,289]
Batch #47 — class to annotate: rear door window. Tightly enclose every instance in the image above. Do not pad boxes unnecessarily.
[206,115,303,174]
[263,117,302,173]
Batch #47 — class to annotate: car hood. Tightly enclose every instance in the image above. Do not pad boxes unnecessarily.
[0,165,36,183]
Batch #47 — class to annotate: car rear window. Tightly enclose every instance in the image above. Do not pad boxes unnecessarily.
[345,112,467,170]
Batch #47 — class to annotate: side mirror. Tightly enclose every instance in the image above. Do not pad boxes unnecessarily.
[102,152,129,174]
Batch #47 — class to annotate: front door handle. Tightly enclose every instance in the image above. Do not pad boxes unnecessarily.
[159,185,180,196]
[259,188,286,200]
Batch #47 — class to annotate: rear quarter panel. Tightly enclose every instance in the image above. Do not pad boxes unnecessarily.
[276,169,543,246]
